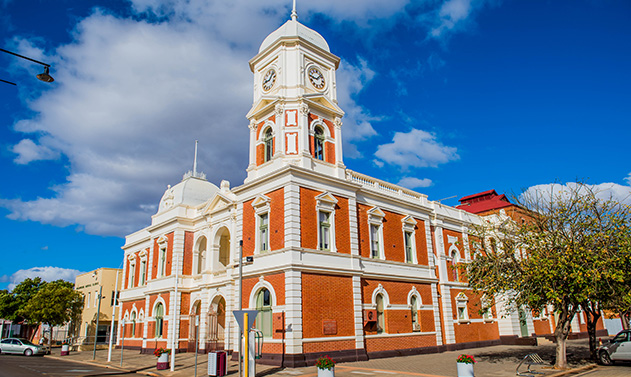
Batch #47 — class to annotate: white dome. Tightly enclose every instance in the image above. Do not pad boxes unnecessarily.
[259,19,330,53]
[158,176,219,212]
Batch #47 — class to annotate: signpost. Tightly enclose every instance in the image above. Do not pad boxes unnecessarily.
[232,310,258,377]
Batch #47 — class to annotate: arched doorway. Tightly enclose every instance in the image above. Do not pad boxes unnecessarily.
[206,296,226,351]
[188,300,201,352]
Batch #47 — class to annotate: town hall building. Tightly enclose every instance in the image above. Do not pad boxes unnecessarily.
[116,8,598,366]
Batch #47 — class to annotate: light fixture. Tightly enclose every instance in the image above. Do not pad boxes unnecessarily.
[0,48,55,85]
[36,66,54,83]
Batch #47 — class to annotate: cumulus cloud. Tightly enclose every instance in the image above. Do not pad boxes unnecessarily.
[2,267,83,291]
[625,173,631,185]
[397,177,433,189]
[520,182,631,206]
[375,128,459,169]
[2,1,490,237]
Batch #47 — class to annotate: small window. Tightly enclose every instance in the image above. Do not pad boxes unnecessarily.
[94,290,99,307]
[140,261,146,285]
[411,296,419,331]
[87,292,91,309]
[404,231,414,263]
[131,312,136,337]
[159,248,167,277]
[155,303,164,338]
[376,294,385,334]
[128,262,136,288]
[314,126,324,161]
[370,224,381,258]
[264,128,273,162]
[259,213,269,253]
[255,288,273,337]
[318,211,331,250]
[455,293,469,322]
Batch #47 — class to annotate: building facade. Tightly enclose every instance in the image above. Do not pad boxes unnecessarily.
[117,11,602,366]
[75,268,122,346]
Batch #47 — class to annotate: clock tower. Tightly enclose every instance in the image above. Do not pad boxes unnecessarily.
[245,6,345,183]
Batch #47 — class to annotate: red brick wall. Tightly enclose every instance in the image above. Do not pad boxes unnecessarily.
[382,211,404,262]
[414,220,429,265]
[300,187,318,249]
[365,334,436,353]
[243,198,255,257]
[302,273,355,339]
[334,196,350,254]
[357,203,370,258]
[182,231,194,275]
[268,188,285,251]
[533,319,552,335]
[325,141,335,164]
[453,322,499,343]
[304,340,355,353]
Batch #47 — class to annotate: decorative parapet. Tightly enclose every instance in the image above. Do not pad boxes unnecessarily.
[345,170,428,204]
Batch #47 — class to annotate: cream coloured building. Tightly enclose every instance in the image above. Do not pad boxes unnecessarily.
[75,268,122,346]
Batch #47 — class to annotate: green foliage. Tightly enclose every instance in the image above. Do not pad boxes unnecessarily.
[24,280,83,327]
[466,182,631,368]
[0,277,82,330]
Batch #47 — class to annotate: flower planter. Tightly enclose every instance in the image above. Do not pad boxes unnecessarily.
[60,344,70,356]
[157,353,170,370]
[457,362,474,377]
[317,367,334,377]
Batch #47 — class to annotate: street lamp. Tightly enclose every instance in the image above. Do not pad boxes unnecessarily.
[0,48,55,85]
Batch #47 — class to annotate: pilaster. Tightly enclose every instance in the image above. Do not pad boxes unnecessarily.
[284,184,301,249]
[352,275,365,349]
[284,270,303,355]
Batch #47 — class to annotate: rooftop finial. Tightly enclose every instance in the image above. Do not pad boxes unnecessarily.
[291,0,297,21]
[193,139,198,176]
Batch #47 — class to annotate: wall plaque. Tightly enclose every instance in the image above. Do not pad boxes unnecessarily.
[322,320,337,335]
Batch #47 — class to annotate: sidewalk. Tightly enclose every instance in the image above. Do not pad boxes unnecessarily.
[47,339,597,377]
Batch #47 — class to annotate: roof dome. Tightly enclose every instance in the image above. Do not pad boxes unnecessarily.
[158,175,219,213]
[259,19,330,53]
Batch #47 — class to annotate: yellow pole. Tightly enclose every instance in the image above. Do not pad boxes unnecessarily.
[244,313,249,377]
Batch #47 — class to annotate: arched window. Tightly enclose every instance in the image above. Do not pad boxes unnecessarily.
[155,303,164,338]
[376,294,385,334]
[410,296,419,331]
[131,311,136,337]
[314,126,324,160]
[255,288,272,337]
[264,128,273,162]
[451,250,459,281]
[217,228,230,267]
[196,237,207,274]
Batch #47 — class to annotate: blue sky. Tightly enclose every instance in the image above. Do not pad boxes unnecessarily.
[1,0,630,290]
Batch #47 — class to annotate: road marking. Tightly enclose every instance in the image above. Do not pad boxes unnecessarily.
[351,371,375,375]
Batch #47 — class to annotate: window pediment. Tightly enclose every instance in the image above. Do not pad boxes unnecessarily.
[252,194,271,210]
[315,192,337,211]
[368,207,386,224]
[455,292,468,301]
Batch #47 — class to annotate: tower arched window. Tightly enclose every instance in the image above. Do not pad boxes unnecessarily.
[314,126,324,160]
[451,250,459,282]
[131,311,136,337]
[411,296,419,331]
[264,128,273,162]
[255,288,272,337]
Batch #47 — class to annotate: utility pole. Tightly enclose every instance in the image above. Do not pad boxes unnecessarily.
[238,240,243,377]
[107,268,121,362]
[93,284,103,360]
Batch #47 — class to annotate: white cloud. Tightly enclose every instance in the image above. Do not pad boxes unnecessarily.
[398,177,433,189]
[3,267,83,291]
[375,128,459,169]
[11,138,60,164]
[2,1,493,237]
[625,173,631,185]
[428,0,496,40]
[520,182,631,206]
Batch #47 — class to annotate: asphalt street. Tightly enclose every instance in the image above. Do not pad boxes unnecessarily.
[0,354,137,376]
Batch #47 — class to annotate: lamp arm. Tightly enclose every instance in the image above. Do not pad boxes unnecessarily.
[0,48,51,67]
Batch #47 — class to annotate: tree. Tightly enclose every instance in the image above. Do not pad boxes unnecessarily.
[23,280,83,349]
[466,183,631,369]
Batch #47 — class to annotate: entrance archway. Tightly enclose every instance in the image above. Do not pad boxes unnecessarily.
[206,296,226,351]
[188,300,201,352]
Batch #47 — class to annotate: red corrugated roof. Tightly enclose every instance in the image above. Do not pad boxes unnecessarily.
[456,189,515,214]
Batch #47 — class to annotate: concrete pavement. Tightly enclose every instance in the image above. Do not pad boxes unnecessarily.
[45,339,630,377]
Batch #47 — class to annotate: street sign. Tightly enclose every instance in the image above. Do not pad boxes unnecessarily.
[232,310,259,330]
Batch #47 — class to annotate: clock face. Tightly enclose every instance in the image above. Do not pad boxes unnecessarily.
[308,67,325,89]
[262,68,276,91]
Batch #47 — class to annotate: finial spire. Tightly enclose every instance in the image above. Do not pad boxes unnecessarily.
[193,139,198,176]
[291,0,297,21]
